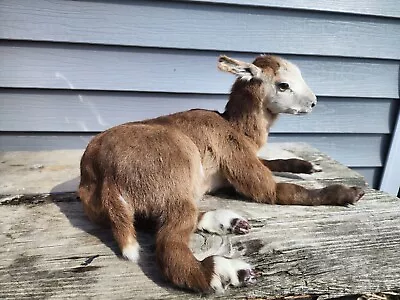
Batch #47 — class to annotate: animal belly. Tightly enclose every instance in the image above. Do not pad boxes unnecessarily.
[202,170,229,194]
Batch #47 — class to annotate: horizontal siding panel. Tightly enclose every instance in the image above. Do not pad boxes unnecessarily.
[1,0,400,59]
[269,135,388,167]
[0,90,396,134]
[1,43,398,99]
[352,167,382,189]
[182,0,400,19]
[0,133,388,168]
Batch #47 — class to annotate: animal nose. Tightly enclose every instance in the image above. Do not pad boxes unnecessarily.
[309,92,317,108]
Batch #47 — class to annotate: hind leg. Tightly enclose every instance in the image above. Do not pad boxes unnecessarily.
[112,210,139,263]
[101,184,139,262]
[79,182,139,261]
[79,183,109,225]
[156,199,255,293]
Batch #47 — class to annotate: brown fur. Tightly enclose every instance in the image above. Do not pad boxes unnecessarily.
[253,55,281,75]
[79,55,364,293]
[261,158,316,174]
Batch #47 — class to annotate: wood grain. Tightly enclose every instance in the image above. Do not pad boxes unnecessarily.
[0,134,385,186]
[0,143,366,196]
[1,144,399,299]
[1,0,399,59]
[0,134,389,168]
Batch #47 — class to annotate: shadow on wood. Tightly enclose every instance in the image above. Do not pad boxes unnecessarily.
[50,179,177,291]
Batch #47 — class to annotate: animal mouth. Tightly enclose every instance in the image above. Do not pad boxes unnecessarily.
[285,108,310,115]
[296,111,309,115]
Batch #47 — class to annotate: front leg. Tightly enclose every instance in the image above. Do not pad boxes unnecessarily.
[222,153,364,206]
[197,210,251,235]
[260,158,322,174]
[276,183,365,206]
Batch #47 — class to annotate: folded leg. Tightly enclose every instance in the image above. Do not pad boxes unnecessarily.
[197,209,251,235]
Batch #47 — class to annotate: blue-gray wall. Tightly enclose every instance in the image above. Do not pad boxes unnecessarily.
[0,0,399,188]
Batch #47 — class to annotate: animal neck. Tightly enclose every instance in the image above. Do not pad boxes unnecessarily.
[223,79,278,149]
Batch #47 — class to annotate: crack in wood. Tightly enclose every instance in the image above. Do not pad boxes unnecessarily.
[81,254,100,266]
[0,192,78,205]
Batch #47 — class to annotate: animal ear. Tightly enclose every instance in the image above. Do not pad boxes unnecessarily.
[217,55,262,80]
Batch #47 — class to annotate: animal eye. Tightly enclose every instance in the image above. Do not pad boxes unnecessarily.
[277,82,289,91]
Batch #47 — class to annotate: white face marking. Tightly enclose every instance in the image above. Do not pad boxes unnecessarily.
[217,55,316,115]
[210,256,255,294]
[265,59,317,115]
[122,242,140,262]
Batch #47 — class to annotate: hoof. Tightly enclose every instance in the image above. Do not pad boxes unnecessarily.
[210,256,255,294]
[230,218,251,235]
[321,184,365,206]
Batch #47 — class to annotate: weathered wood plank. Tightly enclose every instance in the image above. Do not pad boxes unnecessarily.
[0,134,388,168]
[1,144,399,299]
[1,189,399,300]
[0,143,366,196]
[0,145,381,198]
[181,0,400,18]
[1,0,399,59]
[1,43,399,99]
[0,90,396,134]
[0,150,82,196]
[0,152,380,192]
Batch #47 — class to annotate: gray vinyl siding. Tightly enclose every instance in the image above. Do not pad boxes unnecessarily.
[181,0,400,18]
[0,0,399,189]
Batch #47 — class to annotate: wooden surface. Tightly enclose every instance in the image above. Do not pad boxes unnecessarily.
[0,136,386,188]
[1,143,399,299]
[0,134,388,168]
[1,0,399,59]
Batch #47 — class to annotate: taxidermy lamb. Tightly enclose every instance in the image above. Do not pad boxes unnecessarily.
[79,54,365,294]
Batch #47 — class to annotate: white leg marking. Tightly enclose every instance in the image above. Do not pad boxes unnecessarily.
[210,256,255,294]
[118,194,128,206]
[199,162,205,178]
[122,242,140,262]
[197,209,250,235]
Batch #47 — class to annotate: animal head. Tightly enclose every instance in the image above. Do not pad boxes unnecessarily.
[218,55,317,115]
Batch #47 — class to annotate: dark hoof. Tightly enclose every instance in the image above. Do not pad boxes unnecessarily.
[321,184,365,205]
[292,159,322,174]
[237,268,257,285]
[230,218,251,234]
[351,187,365,203]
